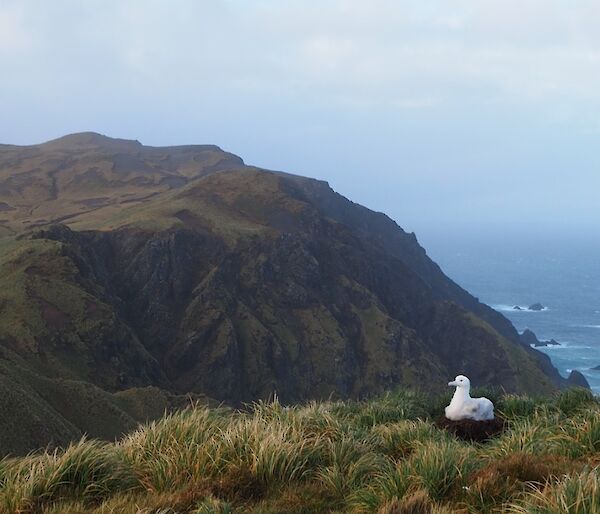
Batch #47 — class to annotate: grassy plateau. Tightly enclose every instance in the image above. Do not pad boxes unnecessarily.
[1,388,599,513]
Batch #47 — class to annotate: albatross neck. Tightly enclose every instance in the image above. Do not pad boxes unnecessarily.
[452,386,471,402]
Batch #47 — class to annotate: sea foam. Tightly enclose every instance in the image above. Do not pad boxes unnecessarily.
[493,304,549,313]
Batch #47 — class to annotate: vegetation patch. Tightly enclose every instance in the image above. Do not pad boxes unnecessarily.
[1,388,599,513]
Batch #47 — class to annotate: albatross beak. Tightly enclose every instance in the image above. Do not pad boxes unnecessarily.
[448,381,458,386]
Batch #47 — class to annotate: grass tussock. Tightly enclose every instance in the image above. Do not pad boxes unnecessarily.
[0,388,599,513]
[508,469,600,514]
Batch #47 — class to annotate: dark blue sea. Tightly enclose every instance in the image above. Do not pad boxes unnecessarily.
[422,230,600,393]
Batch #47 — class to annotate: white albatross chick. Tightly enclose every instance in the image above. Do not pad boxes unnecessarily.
[445,375,494,421]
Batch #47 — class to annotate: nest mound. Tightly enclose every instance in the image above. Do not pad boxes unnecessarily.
[435,416,505,443]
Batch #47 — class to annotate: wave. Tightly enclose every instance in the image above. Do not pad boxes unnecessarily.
[580,324,600,329]
[530,343,563,349]
[493,304,549,313]
[533,344,593,350]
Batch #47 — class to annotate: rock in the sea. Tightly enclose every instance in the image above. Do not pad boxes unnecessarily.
[592,365,600,371]
[528,302,545,311]
[513,305,523,310]
[519,329,560,347]
[567,370,591,389]
[534,338,561,348]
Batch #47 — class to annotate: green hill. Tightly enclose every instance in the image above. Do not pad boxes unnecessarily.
[0,133,574,456]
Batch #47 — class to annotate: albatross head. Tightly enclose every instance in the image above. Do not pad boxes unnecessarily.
[448,375,470,389]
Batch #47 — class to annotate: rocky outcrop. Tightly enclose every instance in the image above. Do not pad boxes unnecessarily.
[536,339,560,347]
[567,370,591,389]
[520,329,561,347]
[13,169,564,403]
[528,303,545,311]
[520,329,539,346]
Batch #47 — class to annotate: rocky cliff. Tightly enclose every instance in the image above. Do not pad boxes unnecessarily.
[0,132,567,454]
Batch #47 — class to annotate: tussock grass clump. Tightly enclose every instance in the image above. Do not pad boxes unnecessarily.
[467,452,575,511]
[331,390,428,428]
[550,410,600,459]
[368,419,451,459]
[554,388,598,416]
[0,438,136,513]
[498,394,541,420]
[508,469,600,514]
[316,437,385,500]
[1,388,599,513]
[193,496,233,514]
[212,415,322,490]
[483,415,560,458]
[350,460,411,513]
[408,439,476,501]
[120,405,226,491]
[375,490,455,514]
[122,402,327,500]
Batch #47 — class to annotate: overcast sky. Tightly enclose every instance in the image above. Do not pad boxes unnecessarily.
[1,0,599,242]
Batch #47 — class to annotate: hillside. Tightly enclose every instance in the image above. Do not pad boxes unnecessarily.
[0,132,243,233]
[0,132,571,455]
[1,388,599,513]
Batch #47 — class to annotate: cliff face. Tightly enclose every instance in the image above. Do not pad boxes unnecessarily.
[0,133,565,453]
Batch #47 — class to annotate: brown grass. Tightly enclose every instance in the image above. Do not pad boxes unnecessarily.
[468,452,576,509]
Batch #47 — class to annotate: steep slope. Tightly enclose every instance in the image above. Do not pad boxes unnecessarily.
[0,357,208,456]
[0,133,568,454]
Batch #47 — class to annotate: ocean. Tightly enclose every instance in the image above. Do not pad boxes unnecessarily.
[422,231,600,393]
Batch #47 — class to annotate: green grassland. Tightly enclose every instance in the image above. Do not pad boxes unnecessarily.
[1,388,599,514]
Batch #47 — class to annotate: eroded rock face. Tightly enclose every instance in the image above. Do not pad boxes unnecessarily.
[19,208,562,404]
[0,134,567,419]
